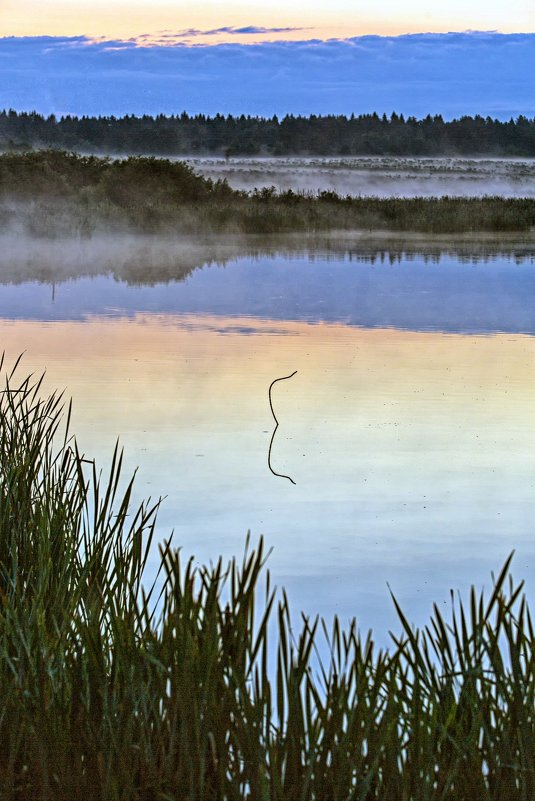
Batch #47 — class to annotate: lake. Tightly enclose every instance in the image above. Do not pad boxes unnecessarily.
[2,235,535,636]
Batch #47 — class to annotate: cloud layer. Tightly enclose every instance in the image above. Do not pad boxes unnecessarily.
[1,32,534,118]
[132,26,308,45]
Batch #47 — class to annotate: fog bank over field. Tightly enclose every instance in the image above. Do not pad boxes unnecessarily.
[4,152,535,238]
[185,156,535,198]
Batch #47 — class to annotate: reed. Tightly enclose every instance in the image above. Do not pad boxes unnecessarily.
[0,356,533,800]
[2,151,535,236]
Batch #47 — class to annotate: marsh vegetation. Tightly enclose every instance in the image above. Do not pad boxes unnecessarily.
[2,151,535,237]
[1,358,534,800]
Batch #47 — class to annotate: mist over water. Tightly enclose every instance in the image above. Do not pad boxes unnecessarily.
[2,239,535,335]
[1,231,535,285]
[2,237,535,635]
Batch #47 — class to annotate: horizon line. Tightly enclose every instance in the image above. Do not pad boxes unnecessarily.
[0,28,528,49]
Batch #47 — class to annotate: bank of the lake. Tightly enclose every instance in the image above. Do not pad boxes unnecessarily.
[3,151,535,237]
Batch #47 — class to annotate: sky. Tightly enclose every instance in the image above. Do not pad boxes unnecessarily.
[2,0,535,42]
[1,2,534,117]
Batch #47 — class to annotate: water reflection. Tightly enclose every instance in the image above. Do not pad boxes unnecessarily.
[2,248,535,335]
[1,240,534,636]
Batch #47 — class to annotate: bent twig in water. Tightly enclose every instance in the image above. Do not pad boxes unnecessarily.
[268,371,297,485]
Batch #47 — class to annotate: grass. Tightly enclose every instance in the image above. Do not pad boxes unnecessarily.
[1,355,534,799]
[2,151,535,236]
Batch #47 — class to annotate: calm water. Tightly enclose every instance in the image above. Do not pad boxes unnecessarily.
[2,243,535,634]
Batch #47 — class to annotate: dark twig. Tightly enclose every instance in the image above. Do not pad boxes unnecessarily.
[268,371,297,485]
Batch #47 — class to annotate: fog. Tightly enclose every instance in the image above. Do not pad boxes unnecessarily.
[1,231,535,288]
[0,233,252,285]
[183,156,535,198]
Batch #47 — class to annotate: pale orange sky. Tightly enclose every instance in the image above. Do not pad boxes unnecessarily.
[1,0,534,43]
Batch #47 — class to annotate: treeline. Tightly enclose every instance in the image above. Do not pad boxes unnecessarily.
[3,151,535,237]
[2,109,535,156]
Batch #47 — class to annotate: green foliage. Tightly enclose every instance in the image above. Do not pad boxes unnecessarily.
[0,357,535,799]
[2,151,535,236]
[0,150,220,202]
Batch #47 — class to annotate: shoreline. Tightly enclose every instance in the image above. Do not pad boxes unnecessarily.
[3,152,535,238]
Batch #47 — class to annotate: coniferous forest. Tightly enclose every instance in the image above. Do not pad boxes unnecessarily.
[2,109,535,155]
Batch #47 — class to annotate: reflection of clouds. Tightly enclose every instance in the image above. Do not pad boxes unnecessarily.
[3,314,535,634]
[2,249,535,335]
[1,32,535,117]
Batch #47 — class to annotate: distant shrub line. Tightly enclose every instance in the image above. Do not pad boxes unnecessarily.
[2,109,535,156]
[2,151,535,236]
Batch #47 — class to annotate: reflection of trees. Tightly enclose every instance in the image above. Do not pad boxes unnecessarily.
[0,233,534,287]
